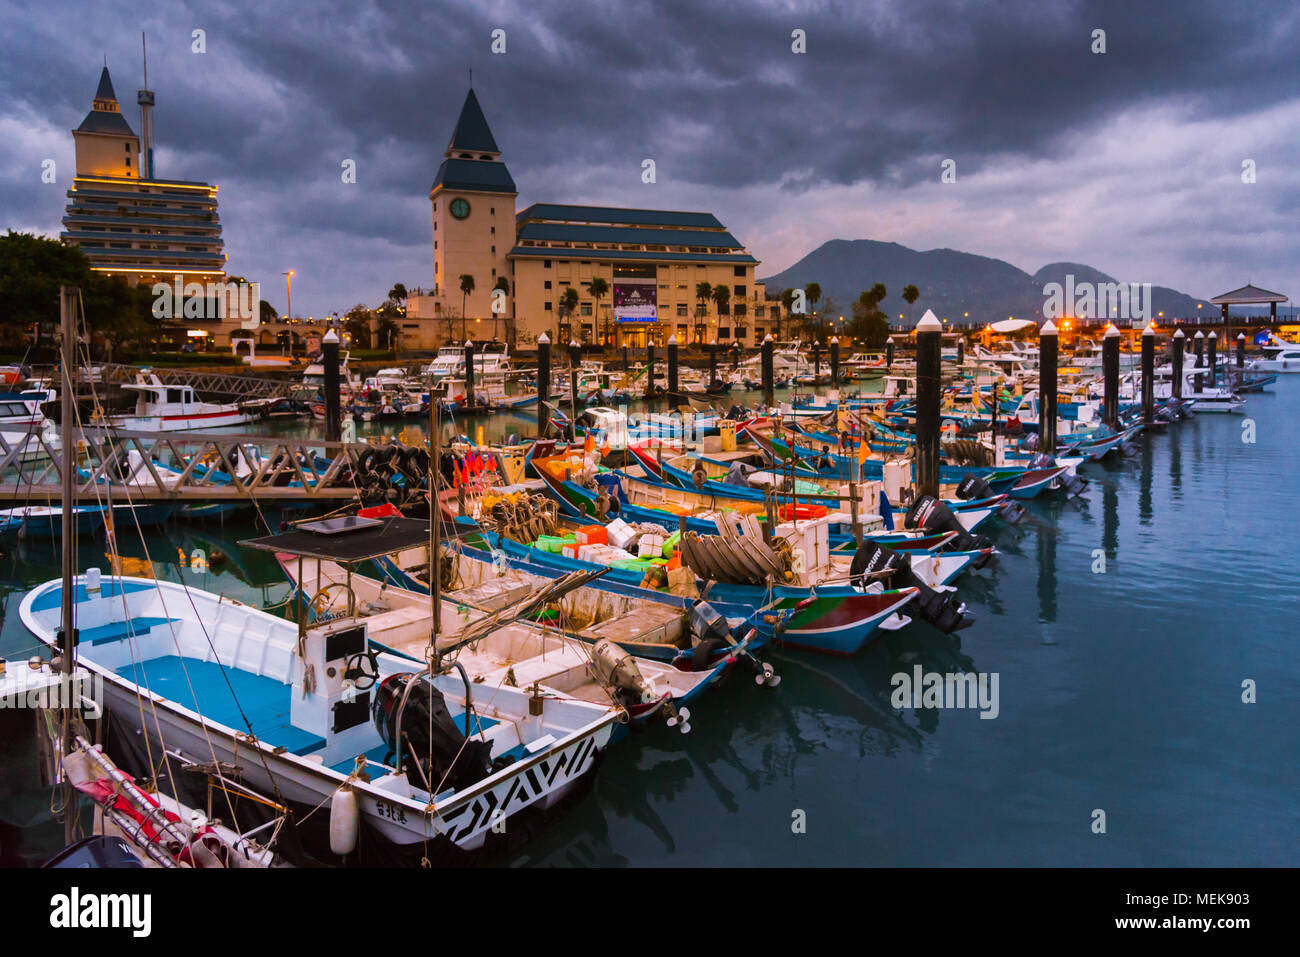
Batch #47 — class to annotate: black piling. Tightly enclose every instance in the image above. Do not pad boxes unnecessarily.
[1236,332,1246,368]
[708,339,718,390]
[1207,332,1218,388]
[830,336,840,386]
[886,336,895,369]
[568,340,581,433]
[323,329,341,442]
[464,339,476,411]
[915,314,942,497]
[956,336,965,366]
[1102,325,1120,428]
[1141,324,1154,425]
[1040,320,1058,457]
[812,340,822,381]
[1172,328,1184,399]
[667,335,679,401]
[645,341,656,400]
[536,332,550,436]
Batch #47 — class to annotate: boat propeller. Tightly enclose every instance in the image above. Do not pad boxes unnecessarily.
[665,704,691,734]
[754,661,781,687]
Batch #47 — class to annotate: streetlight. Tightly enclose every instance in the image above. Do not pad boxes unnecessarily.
[283,270,295,320]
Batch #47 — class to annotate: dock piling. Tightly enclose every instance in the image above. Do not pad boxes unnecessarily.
[830,336,840,386]
[1102,324,1120,429]
[1172,328,1184,399]
[1141,323,1154,425]
[323,329,341,443]
[1040,320,1058,456]
[537,332,550,436]
[915,311,942,497]
[761,334,775,408]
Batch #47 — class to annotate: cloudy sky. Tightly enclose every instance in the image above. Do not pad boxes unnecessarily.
[3,0,1297,317]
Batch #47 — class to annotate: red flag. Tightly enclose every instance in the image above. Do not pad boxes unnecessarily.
[600,437,611,458]
[584,432,596,455]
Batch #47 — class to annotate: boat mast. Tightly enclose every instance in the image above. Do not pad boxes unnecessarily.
[58,284,78,844]
[429,397,442,666]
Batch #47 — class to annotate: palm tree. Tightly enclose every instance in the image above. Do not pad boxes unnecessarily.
[589,277,609,347]
[711,284,731,344]
[694,281,713,342]
[903,284,920,327]
[780,288,797,341]
[388,282,407,305]
[491,276,510,341]
[805,283,822,340]
[558,286,579,342]
[458,273,475,342]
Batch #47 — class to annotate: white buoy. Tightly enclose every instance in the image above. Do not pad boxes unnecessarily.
[329,785,359,856]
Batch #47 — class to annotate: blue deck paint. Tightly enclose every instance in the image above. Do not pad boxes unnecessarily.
[116,654,325,756]
[31,579,155,613]
[80,616,178,646]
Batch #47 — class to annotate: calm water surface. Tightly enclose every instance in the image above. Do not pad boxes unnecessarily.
[2,380,1296,866]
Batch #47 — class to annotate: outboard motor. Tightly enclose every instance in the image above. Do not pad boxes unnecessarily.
[905,494,992,552]
[849,540,974,633]
[688,601,732,671]
[373,674,493,792]
[955,474,992,501]
[589,639,688,732]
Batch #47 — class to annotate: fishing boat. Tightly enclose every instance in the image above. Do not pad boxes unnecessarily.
[20,554,621,864]
[110,373,257,432]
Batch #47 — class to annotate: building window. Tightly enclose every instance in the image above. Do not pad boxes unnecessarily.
[580,303,592,316]
[754,327,765,339]
[544,302,553,311]
[490,207,495,215]
[491,246,495,253]
[544,281,552,290]
[734,303,746,317]
[490,226,495,234]
[125,157,131,166]
[755,305,765,317]
[676,303,688,317]
[544,260,551,268]
[676,324,688,339]
[719,328,731,339]
[124,143,130,151]
[733,285,746,297]
[734,327,747,340]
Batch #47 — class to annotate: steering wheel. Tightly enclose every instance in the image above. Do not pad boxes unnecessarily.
[343,650,380,691]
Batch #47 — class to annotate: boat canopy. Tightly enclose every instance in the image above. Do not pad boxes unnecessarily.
[240,515,434,564]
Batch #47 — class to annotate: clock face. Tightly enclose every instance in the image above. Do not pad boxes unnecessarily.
[450,198,471,220]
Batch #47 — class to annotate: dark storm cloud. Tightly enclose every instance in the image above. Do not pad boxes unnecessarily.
[2,0,1298,314]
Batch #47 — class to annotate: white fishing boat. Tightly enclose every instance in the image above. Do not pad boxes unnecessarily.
[110,373,257,432]
[19,561,619,863]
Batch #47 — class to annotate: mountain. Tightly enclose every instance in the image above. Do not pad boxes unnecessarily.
[758,240,1209,327]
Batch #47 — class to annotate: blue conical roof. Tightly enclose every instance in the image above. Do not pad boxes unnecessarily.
[447,89,499,154]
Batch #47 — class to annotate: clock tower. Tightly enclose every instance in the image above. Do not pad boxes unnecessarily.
[429,88,517,340]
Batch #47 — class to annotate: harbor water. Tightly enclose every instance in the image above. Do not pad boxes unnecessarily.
[2,381,1296,866]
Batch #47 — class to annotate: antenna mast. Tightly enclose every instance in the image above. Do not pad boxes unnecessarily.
[137,33,155,179]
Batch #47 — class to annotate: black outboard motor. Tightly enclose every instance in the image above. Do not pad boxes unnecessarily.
[905,494,992,553]
[849,541,974,633]
[373,674,494,792]
[689,601,732,671]
[955,474,992,501]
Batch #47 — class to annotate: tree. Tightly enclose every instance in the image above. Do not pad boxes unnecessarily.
[343,303,372,349]
[458,273,475,342]
[711,284,731,343]
[260,299,278,324]
[557,286,579,342]
[805,282,822,339]
[847,287,890,348]
[388,282,408,305]
[589,277,609,347]
[902,284,920,327]
[0,230,153,357]
[374,301,402,352]
[491,276,510,341]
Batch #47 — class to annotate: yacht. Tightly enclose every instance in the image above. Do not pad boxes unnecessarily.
[1251,333,1300,373]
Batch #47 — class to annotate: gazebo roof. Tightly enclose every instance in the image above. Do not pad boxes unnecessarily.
[1209,283,1288,305]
